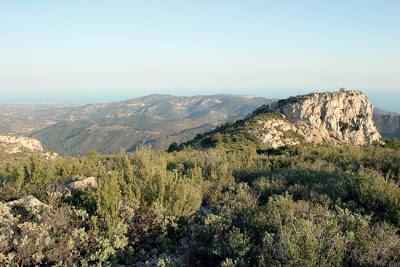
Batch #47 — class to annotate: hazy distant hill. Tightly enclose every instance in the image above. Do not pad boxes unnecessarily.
[0,104,78,134]
[28,95,273,155]
[373,108,400,139]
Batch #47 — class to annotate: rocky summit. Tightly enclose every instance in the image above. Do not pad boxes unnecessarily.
[252,89,382,146]
[183,90,382,149]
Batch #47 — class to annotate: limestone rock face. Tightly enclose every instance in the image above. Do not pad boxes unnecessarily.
[250,118,300,148]
[67,175,98,191]
[252,90,382,146]
[0,135,44,154]
[6,195,44,208]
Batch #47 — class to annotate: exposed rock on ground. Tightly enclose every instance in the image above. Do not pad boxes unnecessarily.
[6,195,44,208]
[250,117,301,148]
[0,135,44,154]
[67,175,98,191]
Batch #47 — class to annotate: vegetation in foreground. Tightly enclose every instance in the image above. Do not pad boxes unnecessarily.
[1,142,400,266]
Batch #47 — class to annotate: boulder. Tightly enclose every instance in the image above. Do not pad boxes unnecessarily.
[67,175,97,191]
[6,195,44,208]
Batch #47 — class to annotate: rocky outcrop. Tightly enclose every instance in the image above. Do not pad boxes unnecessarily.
[249,117,301,148]
[183,90,384,150]
[0,135,44,154]
[0,134,58,159]
[67,175,98,191]
[6,195,44,208]
[252,90,382,147]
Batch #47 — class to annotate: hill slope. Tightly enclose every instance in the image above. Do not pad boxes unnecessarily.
[0,104,78,134]
[30,95,273,155]
[181,90,382,150]
[373,108,400,138]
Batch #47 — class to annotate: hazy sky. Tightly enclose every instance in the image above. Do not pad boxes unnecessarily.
[0,1,399,110]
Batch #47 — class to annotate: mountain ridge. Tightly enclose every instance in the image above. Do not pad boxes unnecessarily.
[179,90,382,150]
[373,108,400,139]
[29,95,273,155]
[0,93,399,155]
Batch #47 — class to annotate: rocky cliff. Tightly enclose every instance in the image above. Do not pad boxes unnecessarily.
[252,90,382,146]
[183,90,383,149]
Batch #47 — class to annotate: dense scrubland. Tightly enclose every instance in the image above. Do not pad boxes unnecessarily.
[1,141,400,266]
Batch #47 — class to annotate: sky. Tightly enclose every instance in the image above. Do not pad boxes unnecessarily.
[0,1,399,110]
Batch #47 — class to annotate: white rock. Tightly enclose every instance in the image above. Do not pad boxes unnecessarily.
[251,90,382,147]
[6,195,44,208]
[0,135,44,154]
[67,176,97,191]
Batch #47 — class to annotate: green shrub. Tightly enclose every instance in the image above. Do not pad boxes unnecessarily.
[1,143,400,266]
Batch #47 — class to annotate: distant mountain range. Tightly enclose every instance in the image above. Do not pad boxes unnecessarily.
[0,95,271,155]
[0,94,398,155]
[373,108,400,139]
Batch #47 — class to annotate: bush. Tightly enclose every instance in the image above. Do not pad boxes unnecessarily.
[1,144,400,265]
